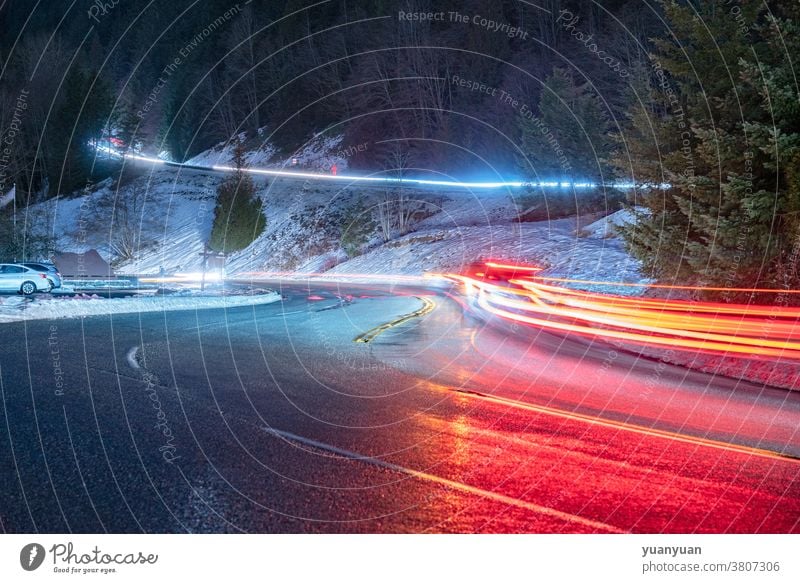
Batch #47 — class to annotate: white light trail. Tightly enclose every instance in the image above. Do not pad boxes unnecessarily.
[92,143,665,191]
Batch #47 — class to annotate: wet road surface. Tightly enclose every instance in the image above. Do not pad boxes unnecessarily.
[1,281,798,533]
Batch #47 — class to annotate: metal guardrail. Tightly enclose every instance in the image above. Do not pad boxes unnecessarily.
[61,277,140,287]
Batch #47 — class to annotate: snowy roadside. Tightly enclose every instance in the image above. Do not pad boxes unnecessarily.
[329,219,645,294]
[0,292,281,323]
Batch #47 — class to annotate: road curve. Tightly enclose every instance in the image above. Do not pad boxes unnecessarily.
[0,280,798,533]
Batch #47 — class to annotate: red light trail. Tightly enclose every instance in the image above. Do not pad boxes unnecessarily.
[441,263,800,360]
[530,274,800,295]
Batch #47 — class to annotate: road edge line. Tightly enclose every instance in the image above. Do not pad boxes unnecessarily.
[264,427,626,533]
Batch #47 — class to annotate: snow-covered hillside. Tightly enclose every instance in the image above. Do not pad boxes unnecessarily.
[329,219,642,291]
[36,169,220,274]
[185,133,348,172]
[32,137,645,289]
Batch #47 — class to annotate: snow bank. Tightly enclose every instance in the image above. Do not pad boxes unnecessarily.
[580,207,641,239]
[0,292,280,323]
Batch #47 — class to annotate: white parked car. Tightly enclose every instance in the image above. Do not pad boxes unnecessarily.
[20,262,63,290]
[0,263,58,294]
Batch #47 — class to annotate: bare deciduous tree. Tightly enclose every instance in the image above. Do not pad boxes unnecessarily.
[86,182,157,263]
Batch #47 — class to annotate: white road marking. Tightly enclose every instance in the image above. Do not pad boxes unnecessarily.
[264,427,626,533]
[126,346,140,370]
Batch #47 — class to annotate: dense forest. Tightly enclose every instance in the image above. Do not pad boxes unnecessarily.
[0,0,653,194]
[1,0,798,291]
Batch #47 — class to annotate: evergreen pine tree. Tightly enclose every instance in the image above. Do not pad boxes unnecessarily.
[610,59,696,282]
[49,69,113,193]
[208,141,266,254]
[738,3,800,289]
[614,0,799,294]
[112,102,141,153]
[517,68,612,180]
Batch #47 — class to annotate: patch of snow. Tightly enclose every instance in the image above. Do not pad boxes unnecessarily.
[184,132,346,172]
[0,291,280,323]
[185,141,236,167]
[581,207,642,239]
[417,192,516,228]
[283,134,346,171]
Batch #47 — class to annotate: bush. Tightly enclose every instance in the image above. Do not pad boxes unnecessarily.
[340,199,375,257]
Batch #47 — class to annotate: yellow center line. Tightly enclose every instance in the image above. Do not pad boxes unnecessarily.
[354,297,436,343]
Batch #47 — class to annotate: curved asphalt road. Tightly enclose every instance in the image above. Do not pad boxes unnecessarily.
[0,280,798,533]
